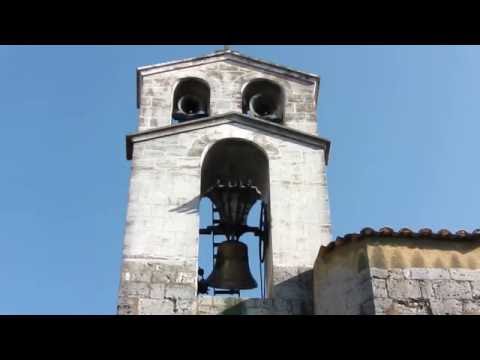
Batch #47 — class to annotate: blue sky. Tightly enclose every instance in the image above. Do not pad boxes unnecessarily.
[1,45,479,314]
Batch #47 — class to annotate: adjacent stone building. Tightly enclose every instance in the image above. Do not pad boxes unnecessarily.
[314,227,480,315]
[117,48,480,315]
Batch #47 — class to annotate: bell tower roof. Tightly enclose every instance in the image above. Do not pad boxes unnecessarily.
[136,49,320,109]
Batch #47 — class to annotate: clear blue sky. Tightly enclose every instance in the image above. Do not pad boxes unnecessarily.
[1,45,479,314]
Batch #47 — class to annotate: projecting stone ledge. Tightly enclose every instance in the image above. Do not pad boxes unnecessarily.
[125,112,331,164]
[313,227,480,315]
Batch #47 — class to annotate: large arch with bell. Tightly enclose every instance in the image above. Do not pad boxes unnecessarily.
[198,137,272,298]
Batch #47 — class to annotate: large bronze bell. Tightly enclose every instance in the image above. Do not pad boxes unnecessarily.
[206,240,257,290]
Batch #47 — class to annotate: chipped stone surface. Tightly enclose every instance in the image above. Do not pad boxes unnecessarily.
[117,297,139,315]
[463,301,480,315]
[410,268,450,280]
[149,284,166,299]
[449,269,480,282]
[370,268,388,279]
[386,279,421,300]
[432,280,472,300]
[372,279,388,298]
[418,280,435,299]
[374,298,393,314]
[430,299,463,315]
[165,285,196,300]
[472,281,480,299]
[315,245,480,315]
[138,298,175,315]
[388,269,410,280]
[382,300,430,315]
[374,268,480,315]
[192,296,308,315]
[119,282,150,298]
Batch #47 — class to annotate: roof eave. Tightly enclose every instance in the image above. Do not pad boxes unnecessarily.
[137,50,319,80]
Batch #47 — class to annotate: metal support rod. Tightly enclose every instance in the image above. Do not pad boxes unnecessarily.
[259,253,264,299]
[211,201,215,295]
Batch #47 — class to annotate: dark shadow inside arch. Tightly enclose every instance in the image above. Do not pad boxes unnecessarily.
[201,138,270,198]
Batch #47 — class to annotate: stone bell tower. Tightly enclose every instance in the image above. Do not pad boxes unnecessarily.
[117,48,332,315]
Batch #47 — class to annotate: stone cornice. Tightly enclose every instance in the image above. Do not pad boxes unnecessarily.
[137,49,319,82]
[126,112,331,164]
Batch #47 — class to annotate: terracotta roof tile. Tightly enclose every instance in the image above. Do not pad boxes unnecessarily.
[319,227,480,257]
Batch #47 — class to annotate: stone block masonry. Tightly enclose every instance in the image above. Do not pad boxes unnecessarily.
[118,260,313,315]
[136,50,320,136]
[195,296,310,315]
[118,260,197,315]
[371,268,480,315]
[314,231,480,315]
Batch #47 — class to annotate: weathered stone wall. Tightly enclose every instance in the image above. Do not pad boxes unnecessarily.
[119,121,331,314]
[195,296,310,315]
[137,56,319,135]
[371,268,480,315]
[118,261,197,315]
[313,236,480,315]
[367,237,480,314]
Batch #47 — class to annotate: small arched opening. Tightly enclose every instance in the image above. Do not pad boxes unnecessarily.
[172,78,210,124]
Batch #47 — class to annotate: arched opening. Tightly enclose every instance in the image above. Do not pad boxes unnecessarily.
[198,139,271,299]
[172,78,210,124]
[242,79,285,123]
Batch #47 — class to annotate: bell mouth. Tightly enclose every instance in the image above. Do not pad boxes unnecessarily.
[205,240,258,290]
[249,93,276,117]
[172,94,208,122]
[178,95,202,114]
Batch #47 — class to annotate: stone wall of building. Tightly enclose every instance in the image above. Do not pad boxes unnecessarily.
[137,52,319,135]
[118,260,197,315]
[370,267,480,315]
[194,296,310,315]
[117,261,312,315]
[314,232,480,315]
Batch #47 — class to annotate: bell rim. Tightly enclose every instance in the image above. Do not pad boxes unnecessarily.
[205,278,258,290]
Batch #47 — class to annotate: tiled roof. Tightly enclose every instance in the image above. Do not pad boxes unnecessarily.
[319,227,480,257]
